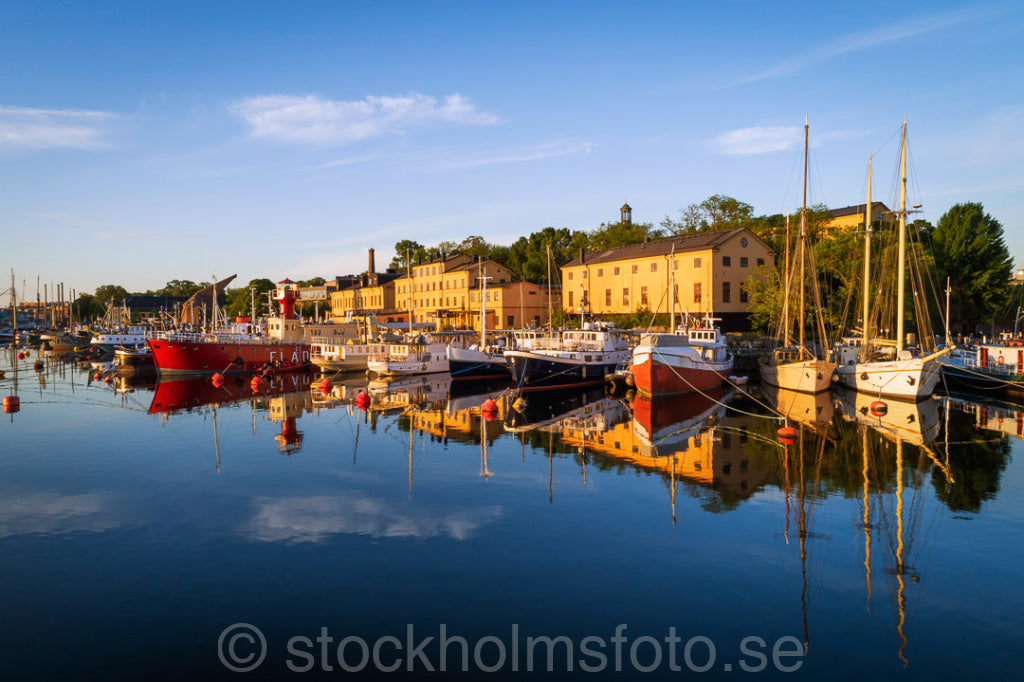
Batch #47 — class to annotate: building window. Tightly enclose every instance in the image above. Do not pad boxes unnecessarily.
[597,268,603,277]
[723,256,731,267]
[673,260,679,270]
[650,263,657,272]
[723,281,731,303]
[640,286,648,306]
[694,258,701,268]
[694,283,702,303]
[568,272,573,280]
[568,291,574,307]
[740,257,748,267]
[508,315,515,326]
[622,288,630,307]
[740,288,748,303]
[582,270,587,278]
[757,258,765,266]
[614,267,620,275]
[631,264,638,274]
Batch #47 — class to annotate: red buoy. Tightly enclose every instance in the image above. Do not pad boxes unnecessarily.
[104,376,114,385]
[93,372,102,381]
[211,373,225,387]
[481,398,498,412]
[320,377,333,389]
[250,376,266,391]
[355,391,370,410]
[870,400,888,417]
[17,352,25,360]
[777,426,798,445]
[3,395,20,414]
[320,386,331,396]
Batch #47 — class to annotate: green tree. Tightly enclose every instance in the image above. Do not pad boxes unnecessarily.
[390,240,429,270]
[224,278,277,318]
[661,195,755,235]
[156,279,203,298]
[931,202,1013,334]
[73,293,103,321]
[588,220,663,250]
[93,284,130,307]
[506,227,588,282]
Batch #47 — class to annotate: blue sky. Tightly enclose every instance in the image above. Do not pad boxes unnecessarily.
[2,0,1023,300]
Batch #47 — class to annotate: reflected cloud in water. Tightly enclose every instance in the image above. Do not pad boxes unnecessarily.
[246,495,503,543]
[0,492,122,537]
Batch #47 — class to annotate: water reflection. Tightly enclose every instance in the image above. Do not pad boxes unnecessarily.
[4,349,1023,677]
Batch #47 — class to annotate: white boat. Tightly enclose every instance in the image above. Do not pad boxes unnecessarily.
[367,338,449,376]
[630,314,733,396]
[833,121,948,400]
[759,117,836,393]
[311,338,388,372]
[504,322,631,391]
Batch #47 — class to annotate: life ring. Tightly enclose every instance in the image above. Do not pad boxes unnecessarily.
[998,355,1005,365]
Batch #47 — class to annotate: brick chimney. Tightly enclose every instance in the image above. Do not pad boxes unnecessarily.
[368,248,376,274]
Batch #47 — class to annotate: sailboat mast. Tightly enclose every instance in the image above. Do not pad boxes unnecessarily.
[782,212,790,344]
[407,249,413,336]
[546,243,553,327]
[896,120,907,355]
[799,116,808,353]
[862,155,872,349]
[479,260,487,348]
[669,243,676,333]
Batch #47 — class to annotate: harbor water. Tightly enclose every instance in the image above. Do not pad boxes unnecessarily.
[1,349,1022,680]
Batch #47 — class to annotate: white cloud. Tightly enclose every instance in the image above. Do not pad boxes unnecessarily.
[230,92,498,145]
[733,7,994,86]
[0,105,114,150]
[425,141,594,171]
[246,495,503,543]
[0,492,122,537]
[712,126,802,155]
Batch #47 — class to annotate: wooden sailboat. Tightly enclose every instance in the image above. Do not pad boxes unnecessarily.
[834,120,948,400]
[760,117,837,393]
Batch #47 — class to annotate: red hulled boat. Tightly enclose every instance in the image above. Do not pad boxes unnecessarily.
[148,279,313,375]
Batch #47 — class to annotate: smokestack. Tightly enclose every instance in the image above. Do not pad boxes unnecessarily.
[579,247,585,265]
[368,248,376,274]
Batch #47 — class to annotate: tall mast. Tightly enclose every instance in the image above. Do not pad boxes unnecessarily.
[896,120,907,354]
[478,260,490,348]
[799,115,808,354]
[862,155,872,349]
[669,244,676,333]
[782,212,790,343]
[407,249,413,336]
[544,242,552,327]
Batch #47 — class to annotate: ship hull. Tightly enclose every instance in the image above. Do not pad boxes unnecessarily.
[835,355,943,400]
[759,358,836,393]
[148,338,312,375]
[631,347,732,396]
[447,346,509,381]
[504,349,627,391]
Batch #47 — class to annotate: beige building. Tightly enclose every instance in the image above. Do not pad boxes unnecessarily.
[559,227,774,330]
[825,202,892,236]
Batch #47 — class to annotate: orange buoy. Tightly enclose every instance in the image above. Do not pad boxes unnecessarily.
[93,372,102,381]
[355,391,370,410]
[777,426,798,444]
[211,373,225,387]
[3,395,20,413]
[481,398,498,413]
[870,400,888,417]
[250,376,266,391]
[103,376,114,385]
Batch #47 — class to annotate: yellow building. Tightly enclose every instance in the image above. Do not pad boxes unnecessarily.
[825,202,891,236]
[559,227,774,330]
[328,249,402,322]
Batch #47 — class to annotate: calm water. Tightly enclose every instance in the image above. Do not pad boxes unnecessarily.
[1,349,1022,680]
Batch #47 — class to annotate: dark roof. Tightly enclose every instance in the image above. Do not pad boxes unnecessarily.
[561,228,769,268]
[830,202,891,219]
[124,295,186,309]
